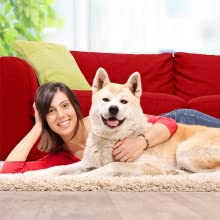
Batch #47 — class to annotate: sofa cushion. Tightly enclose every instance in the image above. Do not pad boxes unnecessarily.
[174,52,220,100]
[141,92,187,115]
[71,51,174,94]
[188,95,220,119]
[73,90,92,117]
[12,40,91,90]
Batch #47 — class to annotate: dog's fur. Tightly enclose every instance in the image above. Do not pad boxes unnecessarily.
[26,68,220,177]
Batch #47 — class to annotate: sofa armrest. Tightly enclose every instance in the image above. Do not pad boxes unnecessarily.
[0,57,46,160]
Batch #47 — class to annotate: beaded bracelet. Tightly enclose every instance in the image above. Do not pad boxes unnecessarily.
[137,134,149,150]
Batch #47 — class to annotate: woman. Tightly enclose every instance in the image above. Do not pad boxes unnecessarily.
[1,82,220,173]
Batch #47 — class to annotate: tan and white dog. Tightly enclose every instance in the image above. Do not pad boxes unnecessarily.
[27,68,220,177]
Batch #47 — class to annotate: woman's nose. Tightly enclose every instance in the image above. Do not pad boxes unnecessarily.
[56,108,65,117]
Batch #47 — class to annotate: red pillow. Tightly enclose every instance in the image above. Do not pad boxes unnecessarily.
[174,52,220,100]
[188,95,220,119]
[141,92,187,115]
[71,51,174,94]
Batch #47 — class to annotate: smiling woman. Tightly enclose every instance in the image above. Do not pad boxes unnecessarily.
[34,82,85,152]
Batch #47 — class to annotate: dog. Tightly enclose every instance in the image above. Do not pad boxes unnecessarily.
[26,68,220,177]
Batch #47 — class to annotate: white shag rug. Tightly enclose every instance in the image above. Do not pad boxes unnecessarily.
[0,172,220,192]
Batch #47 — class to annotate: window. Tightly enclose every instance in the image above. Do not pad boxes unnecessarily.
[46,0,220,54]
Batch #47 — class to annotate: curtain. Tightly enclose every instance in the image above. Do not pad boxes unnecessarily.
[46,0,220,54]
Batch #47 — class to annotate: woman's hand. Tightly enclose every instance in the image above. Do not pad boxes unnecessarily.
[33,103,42,127]
[112,135,146,162]
[112,122,172,163]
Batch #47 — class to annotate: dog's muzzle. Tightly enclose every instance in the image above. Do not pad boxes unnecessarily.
[101,105,125,128]
[101,116,125,128]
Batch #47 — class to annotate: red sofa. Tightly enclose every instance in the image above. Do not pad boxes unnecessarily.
[1,51,220,161]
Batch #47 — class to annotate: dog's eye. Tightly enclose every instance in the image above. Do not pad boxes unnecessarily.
[121,100,128,104]
[103,98,110,102]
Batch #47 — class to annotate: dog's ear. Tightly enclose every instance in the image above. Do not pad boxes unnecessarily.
[92,67,110,93]
[125,72,142,98]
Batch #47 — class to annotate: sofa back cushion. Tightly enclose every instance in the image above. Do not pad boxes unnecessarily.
[188,95,220,119]
[141,92,187,115]
[174,52,220,100]
[71,51,174,94]
[73,90,92,117]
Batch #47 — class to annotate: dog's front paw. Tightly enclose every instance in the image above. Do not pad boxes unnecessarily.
[166,169,180,175]
[80,172,93,178]
[80,170,99,177]
[166,169,187,175]
[24,169,53,178]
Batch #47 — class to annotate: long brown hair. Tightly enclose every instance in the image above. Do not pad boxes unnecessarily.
[35,82,84,152]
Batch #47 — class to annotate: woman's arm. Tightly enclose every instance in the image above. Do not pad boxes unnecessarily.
[1,151,80,174]
[5,104,42,162]
[112,115,177,162]
[5,124,42,161]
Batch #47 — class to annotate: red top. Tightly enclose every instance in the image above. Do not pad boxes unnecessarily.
[0,114,177,174]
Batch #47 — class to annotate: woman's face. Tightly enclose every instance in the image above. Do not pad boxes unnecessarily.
[46,91,78,140]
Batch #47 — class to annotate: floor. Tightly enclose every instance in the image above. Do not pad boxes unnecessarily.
[0,192,219,220]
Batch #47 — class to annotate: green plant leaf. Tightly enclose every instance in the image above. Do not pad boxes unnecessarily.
[4,28,18,41]
[0,0,63,55]
[24,7,30,17]
[4,2,12,13]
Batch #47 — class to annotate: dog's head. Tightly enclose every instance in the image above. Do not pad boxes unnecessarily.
[89,68,145,137]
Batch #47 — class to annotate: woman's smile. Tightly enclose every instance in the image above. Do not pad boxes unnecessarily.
[57,119,71,127]
[46,91,78,138]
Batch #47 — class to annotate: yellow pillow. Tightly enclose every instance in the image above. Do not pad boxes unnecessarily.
[12,40,91,90]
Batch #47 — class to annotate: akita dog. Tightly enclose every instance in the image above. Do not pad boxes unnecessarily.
[27,68,220,177]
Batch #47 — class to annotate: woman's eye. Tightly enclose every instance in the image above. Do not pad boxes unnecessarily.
[103,98,110,102]
[121,99,128,104]
[62,103,70,108]
[48,108,54,114]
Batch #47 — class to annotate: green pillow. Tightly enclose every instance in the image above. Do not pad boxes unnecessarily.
[12,40,91,90]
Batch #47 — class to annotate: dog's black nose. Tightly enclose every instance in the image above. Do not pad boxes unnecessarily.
[109,105,119,115]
